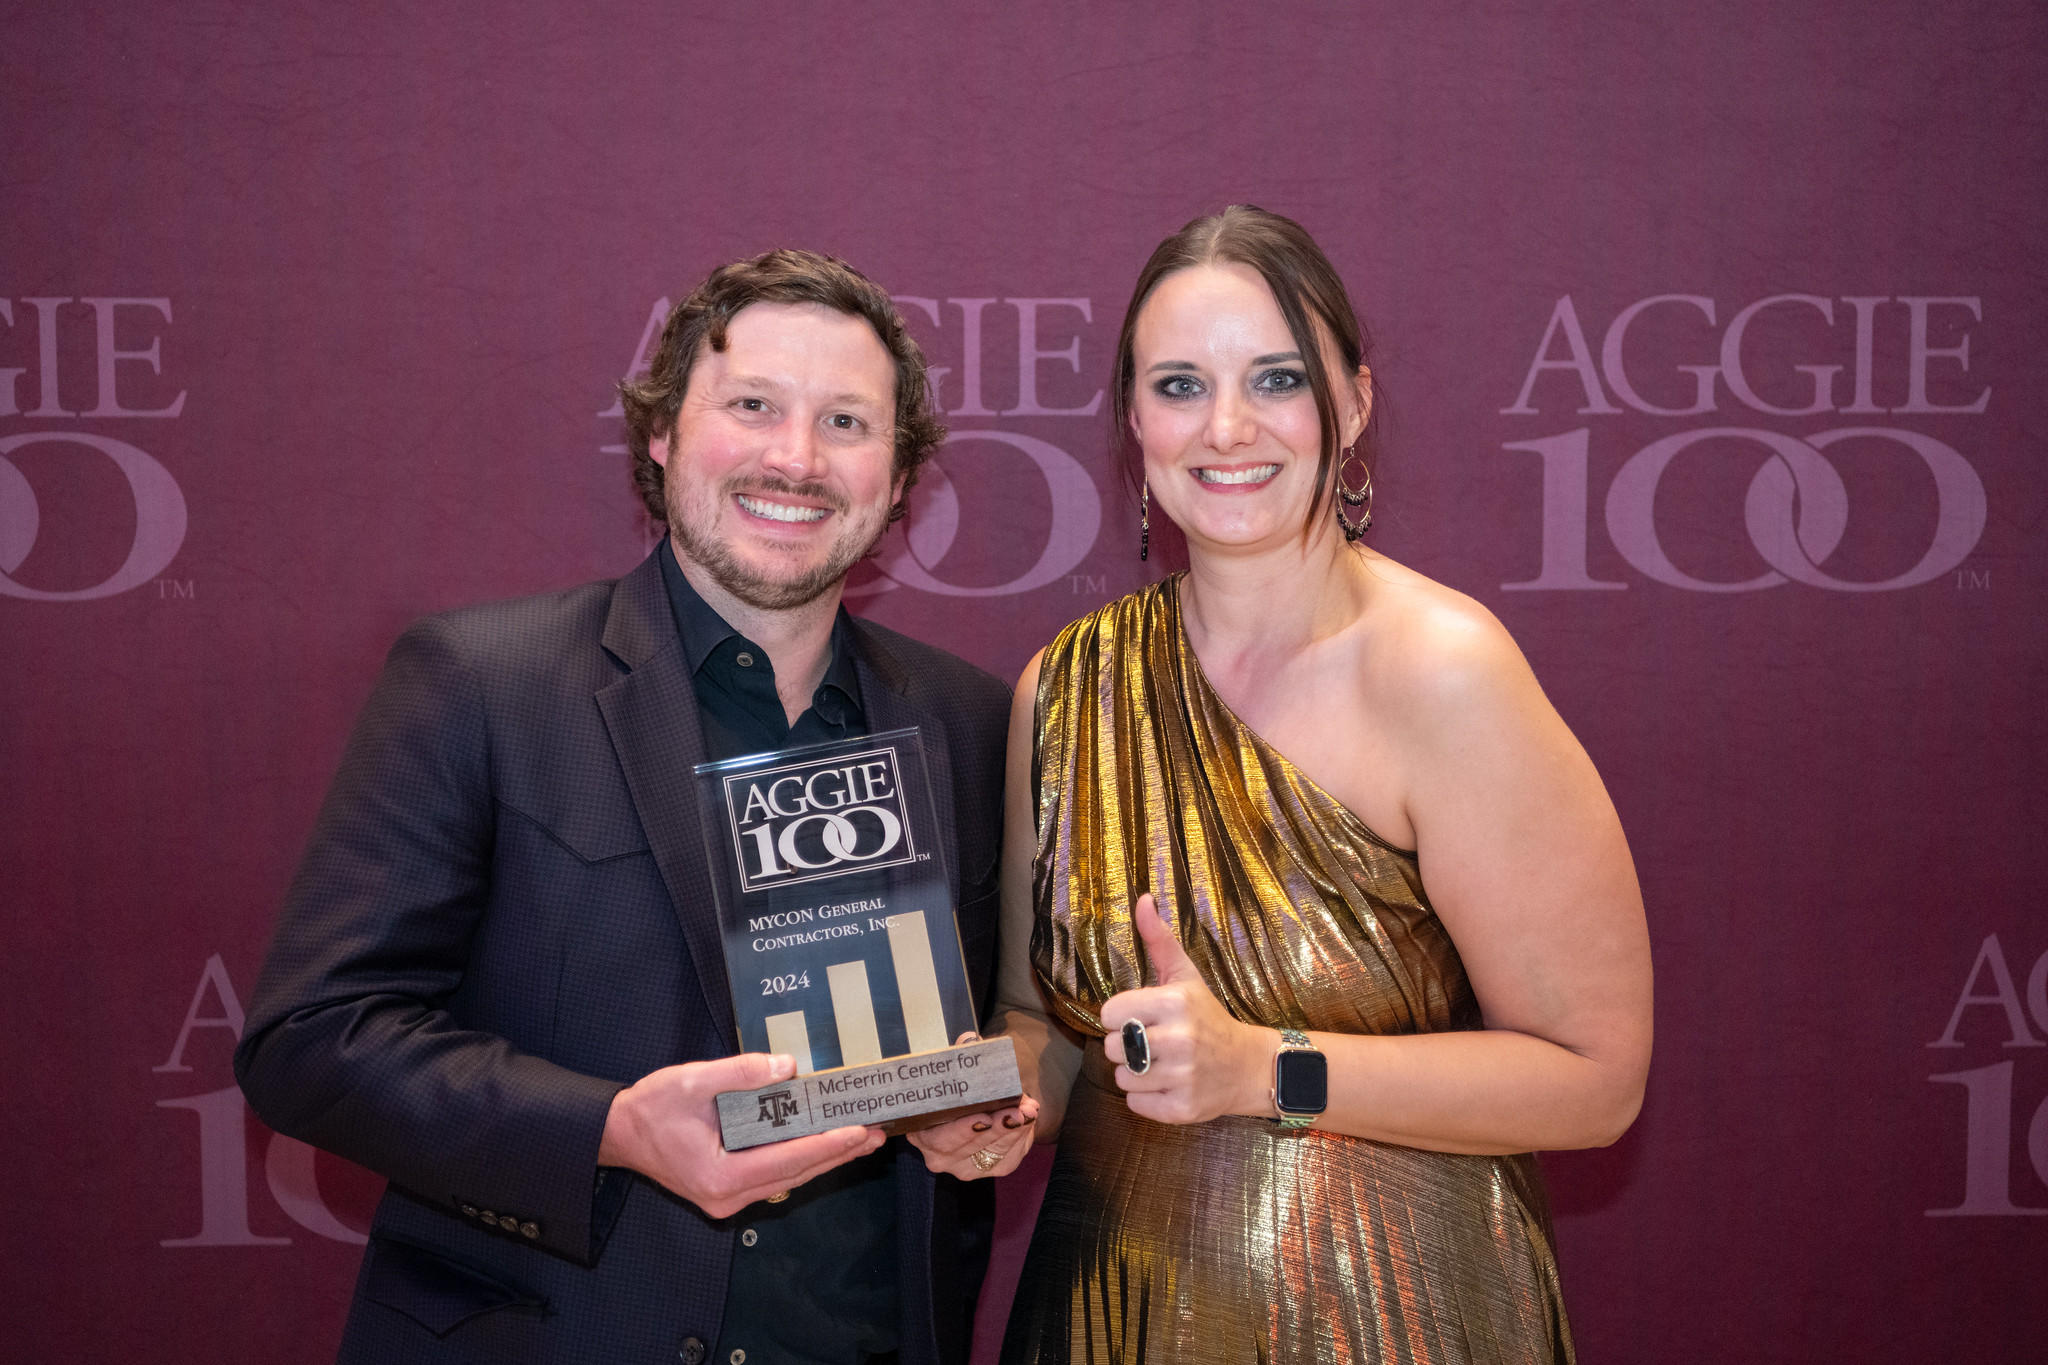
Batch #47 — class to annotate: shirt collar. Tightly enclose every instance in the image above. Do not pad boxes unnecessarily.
[658,536,743,674]
[657,536,865,711]
[815,614,863,714]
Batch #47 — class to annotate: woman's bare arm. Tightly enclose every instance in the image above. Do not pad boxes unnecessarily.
[908,648,1081,1175]
[985,648,1086,1139]
[1103,598,1653,1154]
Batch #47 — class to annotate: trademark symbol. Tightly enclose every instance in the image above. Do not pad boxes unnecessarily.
[1066,573,1107,595]
[1953,569,1990,590]
[155,578,195,600]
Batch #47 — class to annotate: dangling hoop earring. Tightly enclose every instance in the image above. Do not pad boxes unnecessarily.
[1335,444,1373,541]
[1139,478,1151,561]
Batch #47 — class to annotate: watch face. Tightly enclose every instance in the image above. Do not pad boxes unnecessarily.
[1275,1049,1328,1114]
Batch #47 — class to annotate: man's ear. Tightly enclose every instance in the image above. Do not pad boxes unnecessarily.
[648,428,673,468]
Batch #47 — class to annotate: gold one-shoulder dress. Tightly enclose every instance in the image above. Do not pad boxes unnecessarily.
[1001,578,1573,1365]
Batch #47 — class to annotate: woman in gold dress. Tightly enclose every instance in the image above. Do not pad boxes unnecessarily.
[910,206,1654,1363]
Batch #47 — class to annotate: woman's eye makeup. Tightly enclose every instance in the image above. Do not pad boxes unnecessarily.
[1149,368,1307,400]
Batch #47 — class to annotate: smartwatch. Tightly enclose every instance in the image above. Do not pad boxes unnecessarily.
[1271,1029,1328,1129]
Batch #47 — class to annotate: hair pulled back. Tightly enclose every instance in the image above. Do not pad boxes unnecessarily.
[1111,205,1379,537]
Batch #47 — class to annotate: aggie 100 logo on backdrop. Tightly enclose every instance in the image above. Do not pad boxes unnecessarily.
[0,297,190,601]
[1498,293,1990,594]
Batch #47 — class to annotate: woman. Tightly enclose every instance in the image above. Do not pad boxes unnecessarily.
[912,206,1652,1363]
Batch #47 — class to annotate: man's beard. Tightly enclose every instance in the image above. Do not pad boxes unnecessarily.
[668,474,889,612]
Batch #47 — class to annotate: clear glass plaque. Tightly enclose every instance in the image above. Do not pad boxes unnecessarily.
[695,727,979,1073]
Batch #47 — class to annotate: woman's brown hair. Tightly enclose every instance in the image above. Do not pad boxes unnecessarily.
[1111,205,1379,537]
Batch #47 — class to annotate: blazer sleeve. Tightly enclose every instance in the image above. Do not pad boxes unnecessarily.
[234,615,627,1265]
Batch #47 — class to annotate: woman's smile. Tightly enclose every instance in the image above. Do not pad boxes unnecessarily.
[1190,462,1282,489]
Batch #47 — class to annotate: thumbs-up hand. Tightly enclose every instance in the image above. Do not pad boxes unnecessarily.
[1100,894,1269,1125]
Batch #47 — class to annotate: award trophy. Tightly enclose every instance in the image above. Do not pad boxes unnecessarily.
[696,727,1021,1150]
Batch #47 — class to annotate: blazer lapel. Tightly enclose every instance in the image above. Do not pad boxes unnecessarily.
[853,624,961,905]
[594,552,738,1047]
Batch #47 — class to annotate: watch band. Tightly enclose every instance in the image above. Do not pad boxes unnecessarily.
[1274,1028,1321,1129]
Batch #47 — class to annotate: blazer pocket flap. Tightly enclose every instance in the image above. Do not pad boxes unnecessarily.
[497,795,650,864]
[364,1236,548,1338]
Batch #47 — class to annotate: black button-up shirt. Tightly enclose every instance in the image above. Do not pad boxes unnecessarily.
[658,540,899,1365]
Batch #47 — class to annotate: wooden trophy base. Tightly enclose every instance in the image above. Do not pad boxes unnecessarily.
[717,1036,1023,1151]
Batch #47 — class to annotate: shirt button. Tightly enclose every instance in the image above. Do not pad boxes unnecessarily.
[677,1339,705,1365]
[735,652,754,667]
[740,1228,758,1247]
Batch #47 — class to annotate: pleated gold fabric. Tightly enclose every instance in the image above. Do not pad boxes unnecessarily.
[1001,577,1573,1365]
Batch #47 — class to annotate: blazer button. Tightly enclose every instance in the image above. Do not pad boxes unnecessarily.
[460,1204,479,1218]
[740,1228,758,1247]
[677,1338,706,1364]
[520,1221,539,1239]
[480,1211,497,1226]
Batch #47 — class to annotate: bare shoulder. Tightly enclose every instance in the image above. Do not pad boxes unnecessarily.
[1007,647,1049,761]
[1352,552,1542,731]
[1015,646,1047,699]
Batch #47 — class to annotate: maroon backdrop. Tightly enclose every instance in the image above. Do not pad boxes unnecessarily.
[5,3,2044,1361]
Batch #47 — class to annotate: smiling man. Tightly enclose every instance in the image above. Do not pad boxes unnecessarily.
[235,251,1011,1365]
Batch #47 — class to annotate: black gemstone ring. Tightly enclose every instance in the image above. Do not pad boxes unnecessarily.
[1121,1018,1152,1075]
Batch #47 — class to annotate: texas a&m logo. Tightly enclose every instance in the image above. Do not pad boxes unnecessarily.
[723,746,917,892]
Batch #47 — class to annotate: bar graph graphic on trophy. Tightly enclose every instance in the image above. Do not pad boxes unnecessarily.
[695,729,1020,1148]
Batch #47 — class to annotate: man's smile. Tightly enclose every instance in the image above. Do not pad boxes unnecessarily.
[736,492,832,523]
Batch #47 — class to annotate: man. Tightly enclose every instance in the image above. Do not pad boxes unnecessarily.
[235,250,1011,1365]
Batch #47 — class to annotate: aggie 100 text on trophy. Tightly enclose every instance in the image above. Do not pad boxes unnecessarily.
[696,728,1020,1150]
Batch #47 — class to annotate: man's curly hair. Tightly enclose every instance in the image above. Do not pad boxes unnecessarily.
[617,249,946,525]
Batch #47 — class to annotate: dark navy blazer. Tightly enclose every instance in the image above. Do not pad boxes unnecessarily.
[235,550,1010,1365]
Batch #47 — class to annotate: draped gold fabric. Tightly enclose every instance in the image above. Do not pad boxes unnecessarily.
[1001,577,1573,1365]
